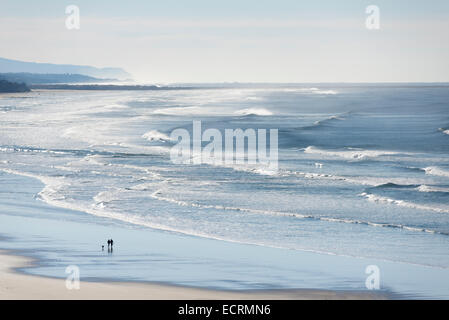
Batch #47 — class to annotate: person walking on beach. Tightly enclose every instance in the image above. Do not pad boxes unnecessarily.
[107,239,111,249]
[110,239,114,249]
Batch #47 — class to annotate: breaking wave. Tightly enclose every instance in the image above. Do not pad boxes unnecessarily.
[281,88,338,95]
[303,146,401,160]
[150,188,449,236]
[360,192,449,214]
[153,106,202,115]
[234,108,273,116]
[142,130,173,142]
[416,185,449,193]
[439,128,449,136]
[313,115,345,126]
[424,167,449,178]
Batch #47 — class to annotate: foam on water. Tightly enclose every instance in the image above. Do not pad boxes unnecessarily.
[0,146,69,155]
[281,88,338,95]
[424,167,449,178]
[360,192,449,214]
[153,106,203,115]
[303,146,403,160]
[438,128,449,136]
[142,130,173,142]
[416,185,449,193]
[234,108,273,116]
[313,115,345,126]
[4,164,448,251]
[149,188,449,236]
[2,86,449,272]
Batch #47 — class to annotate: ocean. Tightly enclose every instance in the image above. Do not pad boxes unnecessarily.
[1,84,449,297]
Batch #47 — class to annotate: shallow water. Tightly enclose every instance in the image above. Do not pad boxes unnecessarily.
[1,171,449,299]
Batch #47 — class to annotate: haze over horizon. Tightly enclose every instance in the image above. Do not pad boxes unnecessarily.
[1,0,449,83]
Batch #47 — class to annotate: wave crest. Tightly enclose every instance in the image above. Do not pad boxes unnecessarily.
[439,128,449,136]
[360,192,449,214]
[313,115,345,126]
[234,108,273,116]
[304,146,400,160]
[150,188,449,236]
[417,185,449,193]
[424,167,449,178]
[142,130,172,142]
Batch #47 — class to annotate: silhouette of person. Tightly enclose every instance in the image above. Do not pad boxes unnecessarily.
[102,245,104,251]
[110,239,114,249]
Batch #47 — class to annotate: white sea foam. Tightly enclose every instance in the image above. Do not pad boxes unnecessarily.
[153,106,202,115]
[424,167,449,178]
[0,169,180,238]
[417,185,449,193]
[142,130,172,142]
[285,170,378,186]
[286,170,344,180]
[313,90,338,95]
[93,190,120,204]
[0,168,68,202]
[103,104,128,110]
[0,146,67,155]
[438,128,449,135]
[304,88,338,95]
[234,108,273,116]
[281,88,338,95]
[149,188,448,236]
[304,146,400,160]
[313,115,344,126]
[62,124,126,147]
[360,192,449,214]
[244,96,263,101]
[3,88,449,269]
[70,156,163,180]
[247,167,279,176]
[2,167,448,256]
[82,155,108,166]
[244,167,428,187]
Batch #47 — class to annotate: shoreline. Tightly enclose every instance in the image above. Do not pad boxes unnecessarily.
[0,249,386,300]
[0,168,448,299]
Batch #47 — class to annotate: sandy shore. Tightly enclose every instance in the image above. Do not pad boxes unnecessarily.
[0,250,385,300]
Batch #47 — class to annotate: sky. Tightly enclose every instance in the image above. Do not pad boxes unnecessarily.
[1,0,449,83]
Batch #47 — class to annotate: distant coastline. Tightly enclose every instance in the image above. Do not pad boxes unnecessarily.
[29,84,199,91]
[0,72,118,85]
[0,57,131,80]
[0,79,30,93]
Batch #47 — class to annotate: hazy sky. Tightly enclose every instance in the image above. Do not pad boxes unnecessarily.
[1,0,449,83]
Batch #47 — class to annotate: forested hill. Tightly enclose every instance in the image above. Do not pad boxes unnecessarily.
[0,79,30,93]
[0,72,116,84]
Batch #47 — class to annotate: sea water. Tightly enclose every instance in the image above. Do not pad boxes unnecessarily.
[1,84,449,295]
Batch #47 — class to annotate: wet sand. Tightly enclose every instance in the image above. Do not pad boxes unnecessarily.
[0,250,385,300]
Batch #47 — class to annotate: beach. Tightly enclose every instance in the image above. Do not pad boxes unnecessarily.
[1,86,449,299]
[2,0,449,302]
[1,250,386,300]
[0,171,393,299]
[1,167,449,300]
